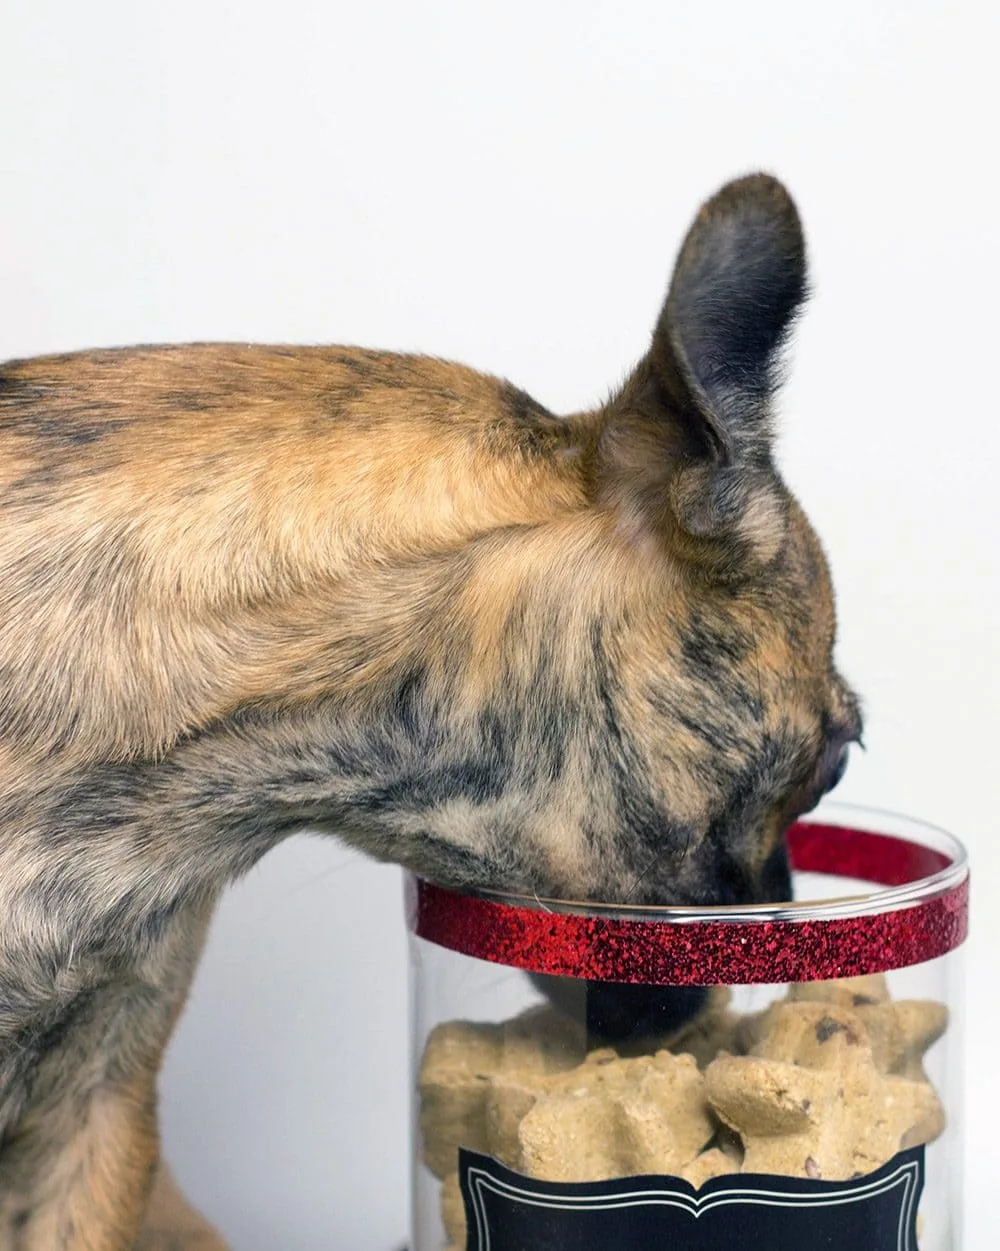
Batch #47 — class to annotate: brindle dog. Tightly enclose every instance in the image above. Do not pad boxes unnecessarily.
[0,174,860,1248]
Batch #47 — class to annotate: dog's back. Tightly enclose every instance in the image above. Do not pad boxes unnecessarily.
[0,345,590,767]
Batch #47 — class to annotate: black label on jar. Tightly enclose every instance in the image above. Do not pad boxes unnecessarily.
[458,1146,925,1250]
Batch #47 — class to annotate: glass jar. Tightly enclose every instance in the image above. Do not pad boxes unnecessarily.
[407,803,968,1251]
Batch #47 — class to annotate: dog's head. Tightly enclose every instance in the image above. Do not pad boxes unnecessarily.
[353,174,861,909]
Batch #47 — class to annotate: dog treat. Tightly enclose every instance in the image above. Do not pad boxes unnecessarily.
[680,1146,736,1187]
[418,1006,586,1177]
[705,1001,944,1179]
[789,973,891,1008]
[854,998,949,1081]
[419,977,948,1245]
[514,1050,712,1182]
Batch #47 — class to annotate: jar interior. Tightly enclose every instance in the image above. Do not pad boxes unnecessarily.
[411,943,963,1251]
[409,807,967,1251]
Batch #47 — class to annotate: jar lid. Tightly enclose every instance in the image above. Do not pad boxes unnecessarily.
[406,806,969,984]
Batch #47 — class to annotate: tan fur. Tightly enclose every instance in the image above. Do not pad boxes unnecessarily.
[0,348,593,770]
[0,1076,157,1250]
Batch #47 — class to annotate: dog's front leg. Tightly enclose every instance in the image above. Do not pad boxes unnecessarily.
[0,884,219,1251]
[0,1072,159,1250]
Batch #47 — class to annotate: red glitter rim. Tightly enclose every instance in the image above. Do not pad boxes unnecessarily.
[407,820,969,984]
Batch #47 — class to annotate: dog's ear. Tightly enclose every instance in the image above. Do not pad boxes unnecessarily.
[597,173,807,570]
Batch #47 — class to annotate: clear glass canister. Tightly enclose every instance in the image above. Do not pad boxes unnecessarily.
[407,804,969,1251]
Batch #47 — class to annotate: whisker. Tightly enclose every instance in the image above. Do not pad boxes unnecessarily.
[623,815,695,905]
[623,850,660,904]
[532,887,554,914]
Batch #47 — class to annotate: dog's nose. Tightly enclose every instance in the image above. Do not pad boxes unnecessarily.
[530,972,710,1046]
[582,982,710,1045]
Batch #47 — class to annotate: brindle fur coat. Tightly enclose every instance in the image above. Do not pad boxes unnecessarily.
[0,175,860,1247]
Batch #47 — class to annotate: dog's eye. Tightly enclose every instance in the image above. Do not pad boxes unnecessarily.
[787,734,856,823]
[813,736,856,800]
[823,742,851,793]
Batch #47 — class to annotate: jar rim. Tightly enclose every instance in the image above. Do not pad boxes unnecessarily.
[407,803,970,983]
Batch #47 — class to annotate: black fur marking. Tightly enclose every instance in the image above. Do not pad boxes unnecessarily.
[675,606,763,723]
[517,644,571,785]
[135,894,187,951]
[499,381,556,430]
[0,373,48,402]
[672,707,736,754]
[329,350,414,389]
[46,785,135,841]
[644,624,762,765]
[491,381,572,460]
[384,832,493,888]
[495,604,573,788]
[315,386,366,419]
[0,372,133,447]
[758,838,793,903]
[1,371,135,502]
[352,717,513,813]
[588,619,689,872]
[329,351,379,380]
[2,413,132,452]
[679,604,753,674]
[680,723,810,905]
[23,989,99,1059]
[390,664,430,740]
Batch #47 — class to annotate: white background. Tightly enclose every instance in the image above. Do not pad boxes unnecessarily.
[2,2,997,1247]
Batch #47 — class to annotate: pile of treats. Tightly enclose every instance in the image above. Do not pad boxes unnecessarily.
[418,976,947,1250]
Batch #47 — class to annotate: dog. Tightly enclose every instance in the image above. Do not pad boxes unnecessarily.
[0,173,861,1248]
